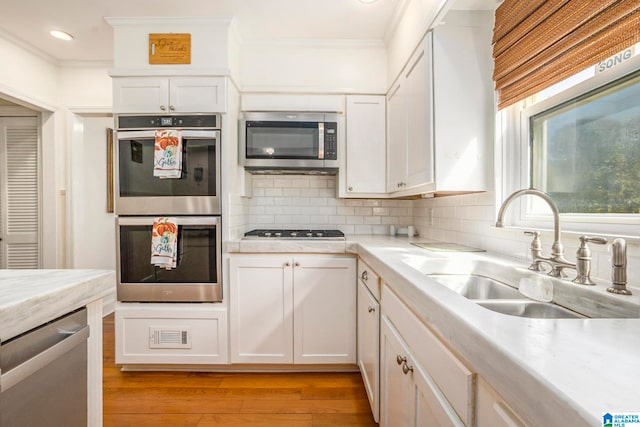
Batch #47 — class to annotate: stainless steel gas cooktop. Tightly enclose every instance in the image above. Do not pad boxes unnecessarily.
[243,229,345,240]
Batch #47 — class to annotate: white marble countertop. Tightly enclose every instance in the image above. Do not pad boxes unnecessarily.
[228,235,640,426]
[0,269,116,341]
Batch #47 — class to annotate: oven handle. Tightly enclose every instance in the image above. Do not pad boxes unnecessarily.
[117,216,220,226]
[116,130,219,140]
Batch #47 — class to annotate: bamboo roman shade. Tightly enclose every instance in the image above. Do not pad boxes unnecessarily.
[492,0,640,109]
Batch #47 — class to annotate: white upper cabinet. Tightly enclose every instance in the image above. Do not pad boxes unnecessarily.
[387,33,435,195]
[340,95,387,197]
[386,80,408,193]
[385,10,494,197]
[404,36,435,190]
[112,76,227,113]
[431,10,494,194]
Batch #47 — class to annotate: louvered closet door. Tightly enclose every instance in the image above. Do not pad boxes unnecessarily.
[0,117,40,269]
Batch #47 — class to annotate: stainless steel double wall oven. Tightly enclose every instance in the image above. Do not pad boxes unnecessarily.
[115,114,222,302]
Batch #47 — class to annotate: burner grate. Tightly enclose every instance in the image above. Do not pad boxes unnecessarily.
[243,229,345,240]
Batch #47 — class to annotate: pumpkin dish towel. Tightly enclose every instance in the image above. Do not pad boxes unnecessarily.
[153,129,183,178]
[151,217,178,269]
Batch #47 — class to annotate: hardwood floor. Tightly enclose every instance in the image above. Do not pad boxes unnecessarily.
[103,314,378,426]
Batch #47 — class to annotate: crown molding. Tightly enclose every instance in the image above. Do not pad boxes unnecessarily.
[0,28,58,66]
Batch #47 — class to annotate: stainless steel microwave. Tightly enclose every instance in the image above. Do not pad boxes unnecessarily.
[239,112,340,173]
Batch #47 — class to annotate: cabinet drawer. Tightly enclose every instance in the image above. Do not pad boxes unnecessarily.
[477,377,527,427]
[358,259,381,300]
[382,284,474,426]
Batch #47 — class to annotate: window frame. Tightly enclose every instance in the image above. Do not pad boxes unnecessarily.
[498,46,640,238]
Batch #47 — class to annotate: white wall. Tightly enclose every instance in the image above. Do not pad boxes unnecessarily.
[240,40,387,93]
[68,115,116,270]
[58,66,113,111]
[107,17,231,74]
[0,34,59,109]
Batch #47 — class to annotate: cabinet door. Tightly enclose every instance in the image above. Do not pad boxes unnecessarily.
[380,316,415,427]
[386,80,407,192]
[381,316,465,427]
[169,77,227,113]
[230,255,294,363]
[293,256,356,364]
[357,280,380,422]
[344,95,386,196]
[113,77,170,113]
[404,32,435,189]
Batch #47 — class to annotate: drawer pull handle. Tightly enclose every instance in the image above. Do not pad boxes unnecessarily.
[396,355,406,365]
[284,262,291,267]
[368,306,375,313]
[294,262,300,267]
[361,270,368,281]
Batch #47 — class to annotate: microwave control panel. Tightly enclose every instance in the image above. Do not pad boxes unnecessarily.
[325,122,338,160]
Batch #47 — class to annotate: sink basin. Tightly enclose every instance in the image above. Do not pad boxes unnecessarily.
[427,274,524,300]
[477,300,585,319]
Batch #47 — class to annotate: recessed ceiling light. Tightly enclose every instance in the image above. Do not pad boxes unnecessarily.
[50,30,74,41]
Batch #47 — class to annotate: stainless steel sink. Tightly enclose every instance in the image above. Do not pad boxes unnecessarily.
[427,274,524,300]
[477,300,585,319]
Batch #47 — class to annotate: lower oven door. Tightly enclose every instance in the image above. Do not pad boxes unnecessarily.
[117,216,222,302]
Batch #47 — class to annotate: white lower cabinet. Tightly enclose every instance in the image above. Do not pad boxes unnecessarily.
[357,266,380,421]
[380,283,473,426]
[115,302,228,365]
[229,254,356,364]
[477,377,528,427]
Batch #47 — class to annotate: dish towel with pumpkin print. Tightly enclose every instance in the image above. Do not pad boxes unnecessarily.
[153,129,183,178]
[151,217,179,269]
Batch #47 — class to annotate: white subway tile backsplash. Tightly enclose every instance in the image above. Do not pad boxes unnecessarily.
[237,177,639,287]
[245,175,410,233]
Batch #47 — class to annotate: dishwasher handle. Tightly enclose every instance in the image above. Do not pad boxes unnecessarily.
[0,325,90,393]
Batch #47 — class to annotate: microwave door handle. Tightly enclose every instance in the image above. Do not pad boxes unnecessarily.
[318,123,324,159]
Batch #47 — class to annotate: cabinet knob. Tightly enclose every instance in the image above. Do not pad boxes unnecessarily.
[348,186,353,191]
[368,306,375,313]
[160,105,166,111]
[402,362,414,375]
[169,105,176,111]
[360,270,368,281]
[396,355,406,365]
[284,262,291,267]
[294,262,300,267]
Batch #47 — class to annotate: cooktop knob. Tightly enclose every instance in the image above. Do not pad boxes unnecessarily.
[275,232,282,237]
[306,232,313,237]
[264,232,272,237]
[291,232,298,237]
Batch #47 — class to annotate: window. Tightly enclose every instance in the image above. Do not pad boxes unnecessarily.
[530,70,640,214]
[501,47,640,236]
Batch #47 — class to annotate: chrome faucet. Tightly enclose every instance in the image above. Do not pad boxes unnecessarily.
[496,189,574,277]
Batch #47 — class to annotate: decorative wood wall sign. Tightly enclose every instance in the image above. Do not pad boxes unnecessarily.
[149,33,191,64]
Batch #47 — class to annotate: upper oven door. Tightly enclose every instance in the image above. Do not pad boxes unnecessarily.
[115,129,221,215]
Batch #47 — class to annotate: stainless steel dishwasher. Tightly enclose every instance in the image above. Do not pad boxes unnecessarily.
[0,307,89,427]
